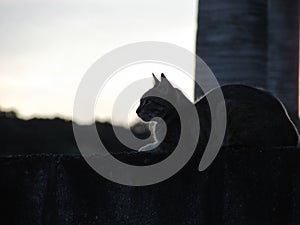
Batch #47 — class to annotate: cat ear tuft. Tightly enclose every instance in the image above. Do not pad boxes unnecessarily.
[152,73,160,86]
[161,73,173,88]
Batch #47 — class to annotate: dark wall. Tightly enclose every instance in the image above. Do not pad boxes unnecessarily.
[267,0,299,123]
[196,0,268,92]
[195,0,299,124]
[1,147,300,225]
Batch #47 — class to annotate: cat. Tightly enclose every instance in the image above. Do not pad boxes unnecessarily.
[136,73,299,153]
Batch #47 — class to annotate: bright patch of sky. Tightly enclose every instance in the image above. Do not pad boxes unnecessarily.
[0,0,198,125]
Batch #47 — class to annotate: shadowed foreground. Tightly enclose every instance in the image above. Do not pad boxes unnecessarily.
[1,147,300,225]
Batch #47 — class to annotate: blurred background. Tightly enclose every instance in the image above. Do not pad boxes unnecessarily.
[0,0,197,154]
[0,0,299,154]
[0,0,197,125]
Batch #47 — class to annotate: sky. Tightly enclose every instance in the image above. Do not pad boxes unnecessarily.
[0,0,198,126]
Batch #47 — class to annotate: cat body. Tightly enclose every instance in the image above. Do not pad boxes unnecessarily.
[136,74,299,153]
[196,84,299,147]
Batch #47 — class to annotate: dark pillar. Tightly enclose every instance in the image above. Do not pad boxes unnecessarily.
[195,0,268,98]
[267,0,299,124]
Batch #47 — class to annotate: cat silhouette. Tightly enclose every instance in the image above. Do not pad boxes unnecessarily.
[136,74,299,154]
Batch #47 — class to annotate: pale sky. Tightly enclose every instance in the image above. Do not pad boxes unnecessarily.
[0,0,198,125]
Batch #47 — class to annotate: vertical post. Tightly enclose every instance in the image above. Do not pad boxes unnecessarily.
[267,0,299,124]
[195,0,268,98]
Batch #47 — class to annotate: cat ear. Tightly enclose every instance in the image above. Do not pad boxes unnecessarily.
[161,73,173,89]
[152,73,160,86]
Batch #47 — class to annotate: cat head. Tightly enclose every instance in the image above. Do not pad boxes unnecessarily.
[136,73,189,122]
